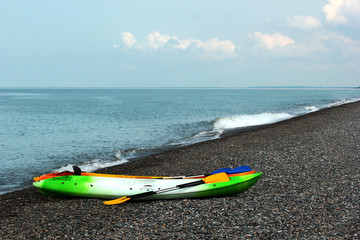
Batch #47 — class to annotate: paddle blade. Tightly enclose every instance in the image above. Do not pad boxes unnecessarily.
[73,165,82,175]
[103,196,130,205]
[203,172,230,184]
[228,166,252,174]
[210,168,232,175]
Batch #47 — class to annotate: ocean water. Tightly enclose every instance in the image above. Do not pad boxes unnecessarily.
[0,88,359,194]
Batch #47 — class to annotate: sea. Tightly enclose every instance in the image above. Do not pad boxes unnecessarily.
[1,88,359,194]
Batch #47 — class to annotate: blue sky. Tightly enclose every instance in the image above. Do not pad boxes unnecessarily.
[1,0,359,87]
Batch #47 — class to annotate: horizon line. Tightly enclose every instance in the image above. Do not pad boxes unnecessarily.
[0,86,358,90]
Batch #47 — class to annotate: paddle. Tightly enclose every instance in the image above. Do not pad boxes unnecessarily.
[209,168,232,174]
[227,166,252,174]
[103,172,230,205]
[210,166,251,175]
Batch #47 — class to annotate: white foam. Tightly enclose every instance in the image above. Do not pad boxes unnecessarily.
[193,130,220,140]
[329,98,360,107]
[170,130,220,146]
[53,152,129,173]
[213,112,294,133]
[305,106,319,112]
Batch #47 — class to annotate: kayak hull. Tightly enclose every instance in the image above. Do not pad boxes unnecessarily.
[33,172,262,200]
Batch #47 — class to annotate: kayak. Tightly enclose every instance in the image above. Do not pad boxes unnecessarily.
[33,168,262,201]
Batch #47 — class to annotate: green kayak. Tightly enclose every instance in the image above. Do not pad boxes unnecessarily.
[33,171,262,201]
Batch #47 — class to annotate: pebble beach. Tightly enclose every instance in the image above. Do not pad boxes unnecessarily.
[1,101,359,239]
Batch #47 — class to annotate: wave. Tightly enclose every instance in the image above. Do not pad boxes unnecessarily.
[213,112,294,134]
[0,92,47,99]
[167,112,295,146]
[0,92,44,96]
[305,106,319,112]
[54,151,129,173]
[328,97,360,107]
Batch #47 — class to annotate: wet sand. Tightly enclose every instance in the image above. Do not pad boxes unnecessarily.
[1,101,359,239]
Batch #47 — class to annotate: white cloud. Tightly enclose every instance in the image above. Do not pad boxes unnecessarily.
[145,31,171,49]
[323,0,348,23]
[250,32,295,50]
[323,0,360,24]
[193,38,236,59]
[121,32,136,48]
[172,37,193,50]
[287,15,321,30]
[270,32,360,59]
[117,31,236,59]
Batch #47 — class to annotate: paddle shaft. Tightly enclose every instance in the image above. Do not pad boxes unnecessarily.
[124,179,205,201]
[103,172,229,205]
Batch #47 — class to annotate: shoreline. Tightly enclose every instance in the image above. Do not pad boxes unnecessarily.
[1,101,359,239]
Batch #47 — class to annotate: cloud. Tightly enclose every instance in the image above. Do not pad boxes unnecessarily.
[118,31,236,59]
[323,0,360,24]
[193,38,236,59]
[250,32,295,50]
[144,31,171,49]
[270,32,360,59]
[172,37,193,50]
[121,32,136,48]
[287,15,321,30]
[323,0,348,23]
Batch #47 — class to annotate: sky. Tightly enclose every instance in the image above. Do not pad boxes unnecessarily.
[1,0,359,88]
